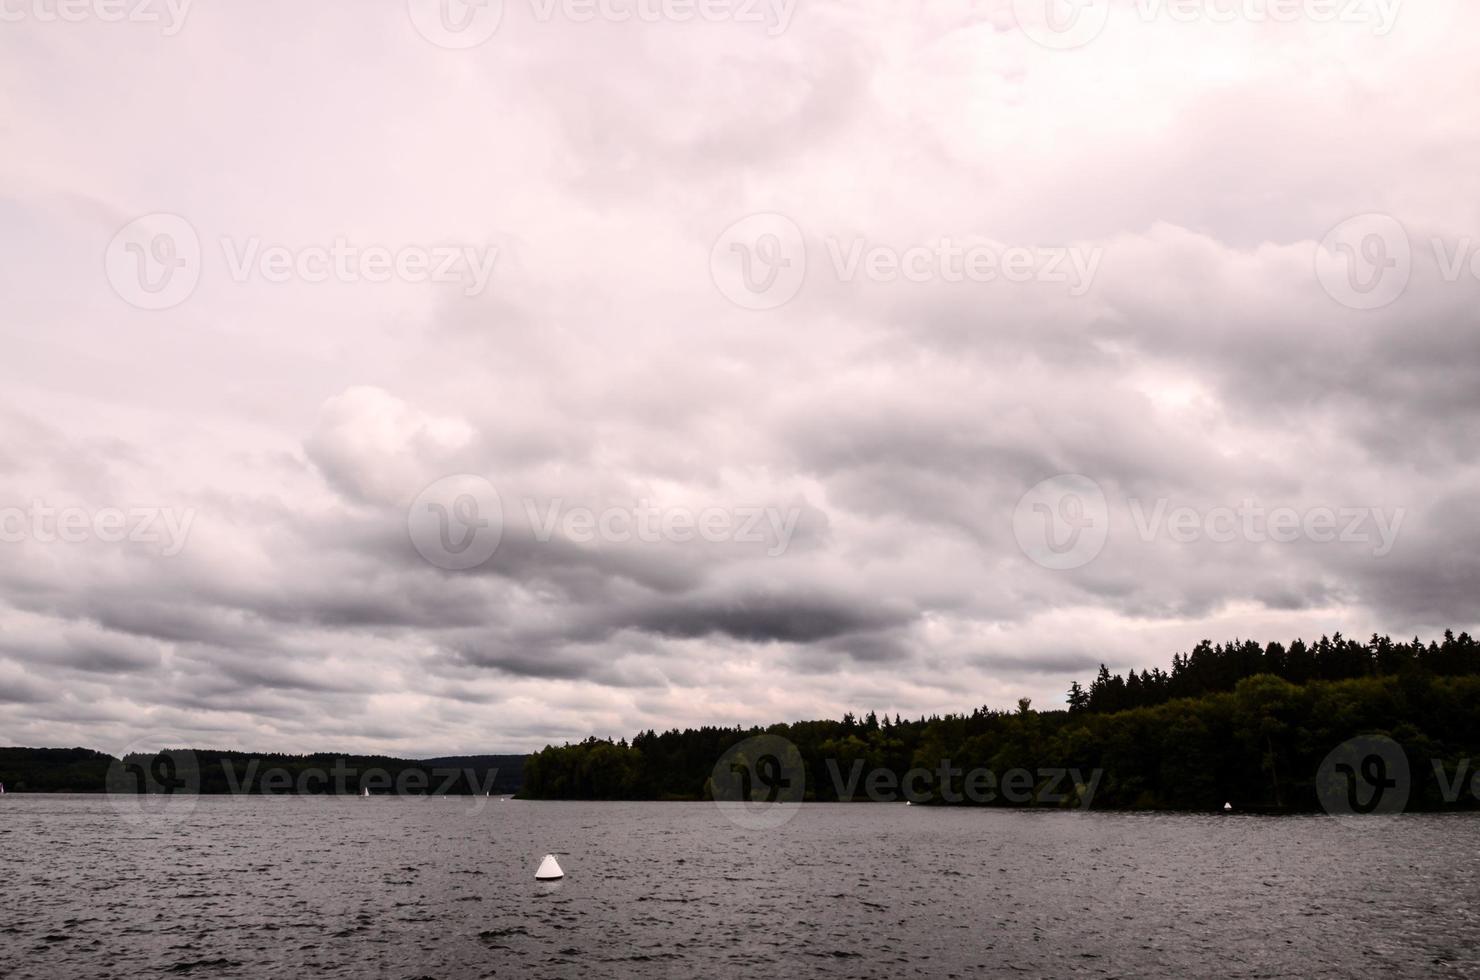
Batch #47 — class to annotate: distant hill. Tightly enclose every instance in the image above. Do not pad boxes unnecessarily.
[0,747,526,796]
[0,747,115,793]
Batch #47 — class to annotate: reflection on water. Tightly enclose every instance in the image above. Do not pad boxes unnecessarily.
[2,796,1477,979]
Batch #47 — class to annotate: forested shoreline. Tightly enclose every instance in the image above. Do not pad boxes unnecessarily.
[0,748,525,796]
[521,631,1480,811]
[6,632,1479,810]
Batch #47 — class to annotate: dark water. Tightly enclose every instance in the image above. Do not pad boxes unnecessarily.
[2,796,1478,979]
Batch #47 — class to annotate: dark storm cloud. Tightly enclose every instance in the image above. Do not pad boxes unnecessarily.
[0,672,50,705]
[970,649,1109,676]
[47,635,162,675]
[436,587,916,681]
[816,630,916,667]
[1347,492,1480,627]
[443,641,611,682]
[626,590,915,645]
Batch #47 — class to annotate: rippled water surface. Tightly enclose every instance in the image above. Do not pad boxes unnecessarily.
[3,796,1478,979]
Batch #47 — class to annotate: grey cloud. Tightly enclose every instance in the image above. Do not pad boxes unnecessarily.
[627,590,915,645]
[2,3,1479,752]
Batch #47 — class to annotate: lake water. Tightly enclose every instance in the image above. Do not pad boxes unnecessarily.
[2,796,1477,979]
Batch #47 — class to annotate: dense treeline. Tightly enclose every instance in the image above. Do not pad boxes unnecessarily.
[0,748,525,796]
[1073,630,1480,713]
[522,632,1480,811]
[0,747,114,792]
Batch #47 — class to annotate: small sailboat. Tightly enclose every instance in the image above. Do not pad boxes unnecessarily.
[0,781,6,795]
[535,854,564,881]
[361,787,370,798]
[1223,802,1233,812]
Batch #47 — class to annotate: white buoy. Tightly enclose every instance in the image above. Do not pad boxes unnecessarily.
[1223,801,1233,811]
[535,854,564,881]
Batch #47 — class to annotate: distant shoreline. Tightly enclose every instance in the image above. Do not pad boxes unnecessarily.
[0,747,527,797]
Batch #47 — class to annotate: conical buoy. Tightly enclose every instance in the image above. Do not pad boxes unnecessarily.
[1223,802,1233,811]
[535,854,564,881]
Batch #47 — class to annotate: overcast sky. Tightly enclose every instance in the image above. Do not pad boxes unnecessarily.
[2,0,1477,756]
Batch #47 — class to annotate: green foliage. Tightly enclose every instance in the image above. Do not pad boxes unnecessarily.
[1080,631,1479,712]
[0,747,113,792]
[8,632,1480,811]
[522,632,1480,811]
